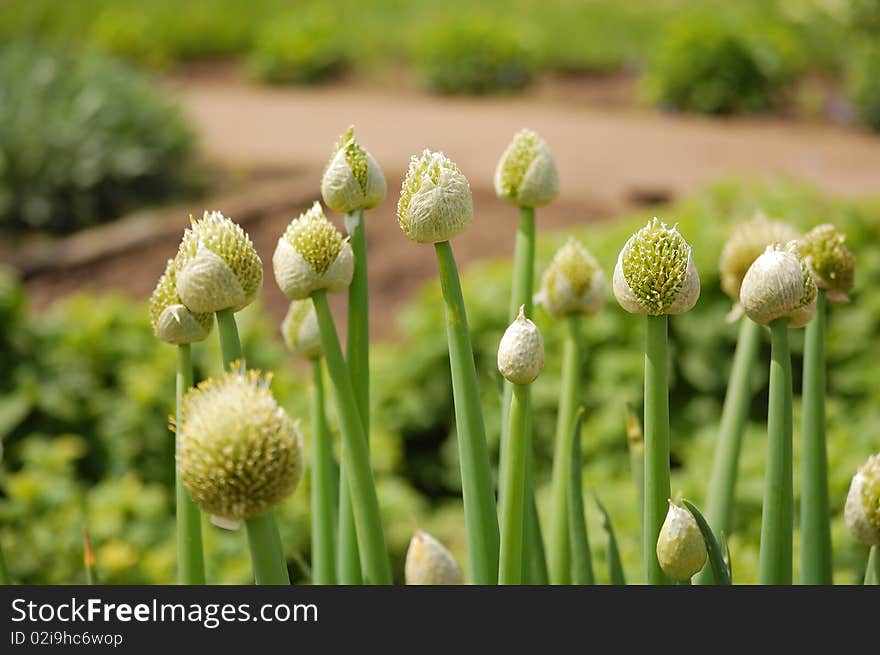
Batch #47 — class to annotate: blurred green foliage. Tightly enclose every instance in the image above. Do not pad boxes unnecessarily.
[0,42,194,233]
[248,16,349,85]
[848,42,880,132]
[1,181,878,584]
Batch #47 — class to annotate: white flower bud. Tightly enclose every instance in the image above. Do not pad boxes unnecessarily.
[613,218,700,316]
[656,501,707,582]
[536,237,606,319]
[149,258,213,344]
[321,126,387,214]
[273,202,354,300]
[397,150,473,244]
[497,306,544,385]
[281,299,322,359]
[845,454,880,547]
[493,128,559,208]
[740,241,816,328]
[404,530,464,585]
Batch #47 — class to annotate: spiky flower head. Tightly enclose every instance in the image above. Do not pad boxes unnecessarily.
[397,150,473,244]
[281,299,322,359]
[149,258,213,344]
[404,530,464,585]
[321,126,387,214]
[497,306,544,385]
[740,241,816,328]
[273,202,354,300]
[844,453,880,547]
[536,237,606,319]
[656,501,707,582]
[177,366,304,522]
[493,128,559,208]
[613,218,700,315]
[719,212,800,308]
[175,211,263,314]
[798,224,855,304]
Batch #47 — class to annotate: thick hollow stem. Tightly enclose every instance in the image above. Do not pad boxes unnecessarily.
[548,315,583,584]
[696,317,761,585]
[434,240,500,585]
[800,290,832,585]
[568,408,595,585]
[499,384,530,584]
[758,319,793,585]
[865,547,879,585]
[644,314,671,585]
[336,469,362,584]
[310,358,337,584]
[175,344,205,585]
[525,460,549,584]
[245,513,290,585]
[311,289,391,584]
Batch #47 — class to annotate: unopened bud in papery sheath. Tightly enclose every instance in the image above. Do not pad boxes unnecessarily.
[404,530,464,585]
[497,306,544,385]
[494,128,559,208]
[273,202,354,300]
[175,211,263,314]
[656,501,707,582]
[281,299,322,359]
[397,149,473,244]
[798,224,855,304]
[149,258,213,344]
[613,218,700,316]
[536,237,606,319]
[321,126,387,214]
[740,241,816,328]
[845,454,880,547]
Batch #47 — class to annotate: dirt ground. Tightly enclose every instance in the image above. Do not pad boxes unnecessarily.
[16,73,880,341]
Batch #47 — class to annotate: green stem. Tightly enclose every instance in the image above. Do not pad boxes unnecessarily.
[644,314,671,585]
[245,513,290,585]
[758,319,793,585]
[800,290,832,585]
[216,308,288,584]
[0,537,9,585]
[682,500,731,586]
[337,208,369,586]
[548,315,583,584]
[499,384,530,584]
[311,289,391,584]
[175,344,205,584]
[594,495,626,585]
[696,318,761,585]
[310,358,337,584]
[865,547,879,585]
[434,241,500,585]
[568,408,594,584]
[524,462,549,584]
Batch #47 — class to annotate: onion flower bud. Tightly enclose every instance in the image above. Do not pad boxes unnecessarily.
[404,530,464,585]
[149,258,213,344]
[493,128,558,208]
[321,126,386,214]
[740,242,816,328]
[845,453,880,547]
[536,237,606,319]
[497,306,544,385]
[656,501,707,582]
[281,299,322,359]
[798,224,855,304]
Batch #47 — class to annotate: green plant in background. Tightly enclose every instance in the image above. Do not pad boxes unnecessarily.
[613,218,700,584]
[416,19,532,95]
[249,16,349,85]
[848,42,880,132]
[740,242,816,585]
[0,41,194,233]
[321,126,386,585]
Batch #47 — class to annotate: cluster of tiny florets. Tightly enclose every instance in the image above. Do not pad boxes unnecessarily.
[621,218,691,314]
[497,129,541,198]
[798,224,855,302]
[148,258,213,343]
[281,202,344,275]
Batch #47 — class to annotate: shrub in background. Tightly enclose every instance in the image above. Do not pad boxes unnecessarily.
[416,20,533,95]
[848,43,880,132]
[644,15,796,115]
[0,42,194,233]
[248,17,349,85]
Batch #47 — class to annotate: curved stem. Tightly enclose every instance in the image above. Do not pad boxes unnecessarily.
[865,547,879,585]
[568,408,594,585]
[696,318,761,585]
[548,315,582,584]
[644,314,671,585]
[499,384,530,584]
[758,319,793,585]
[175,344,205,584]
[311,290,391,584]
[310,358,337,584]
[800,290,832,584]
[594,495,626,585]
[434,241,499,585]
[245,513,290,585]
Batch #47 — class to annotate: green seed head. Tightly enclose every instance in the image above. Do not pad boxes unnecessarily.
[536,237,606,319]
[321,126,387,214]
[719,212,800,306]
[149,258,213,344]
[845,453,880,547]
[281,299,322,359]
[175,211,263,314]
[273,202,354,300]
[798,224,855,303]
[397,150,473,244]
[656,501,708,582]
[497,306,544,385]
[740,241,816,328]
[404,530,464,585]
[493,128,559,208]
[613,218,700,315]
[177,367,304,522]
